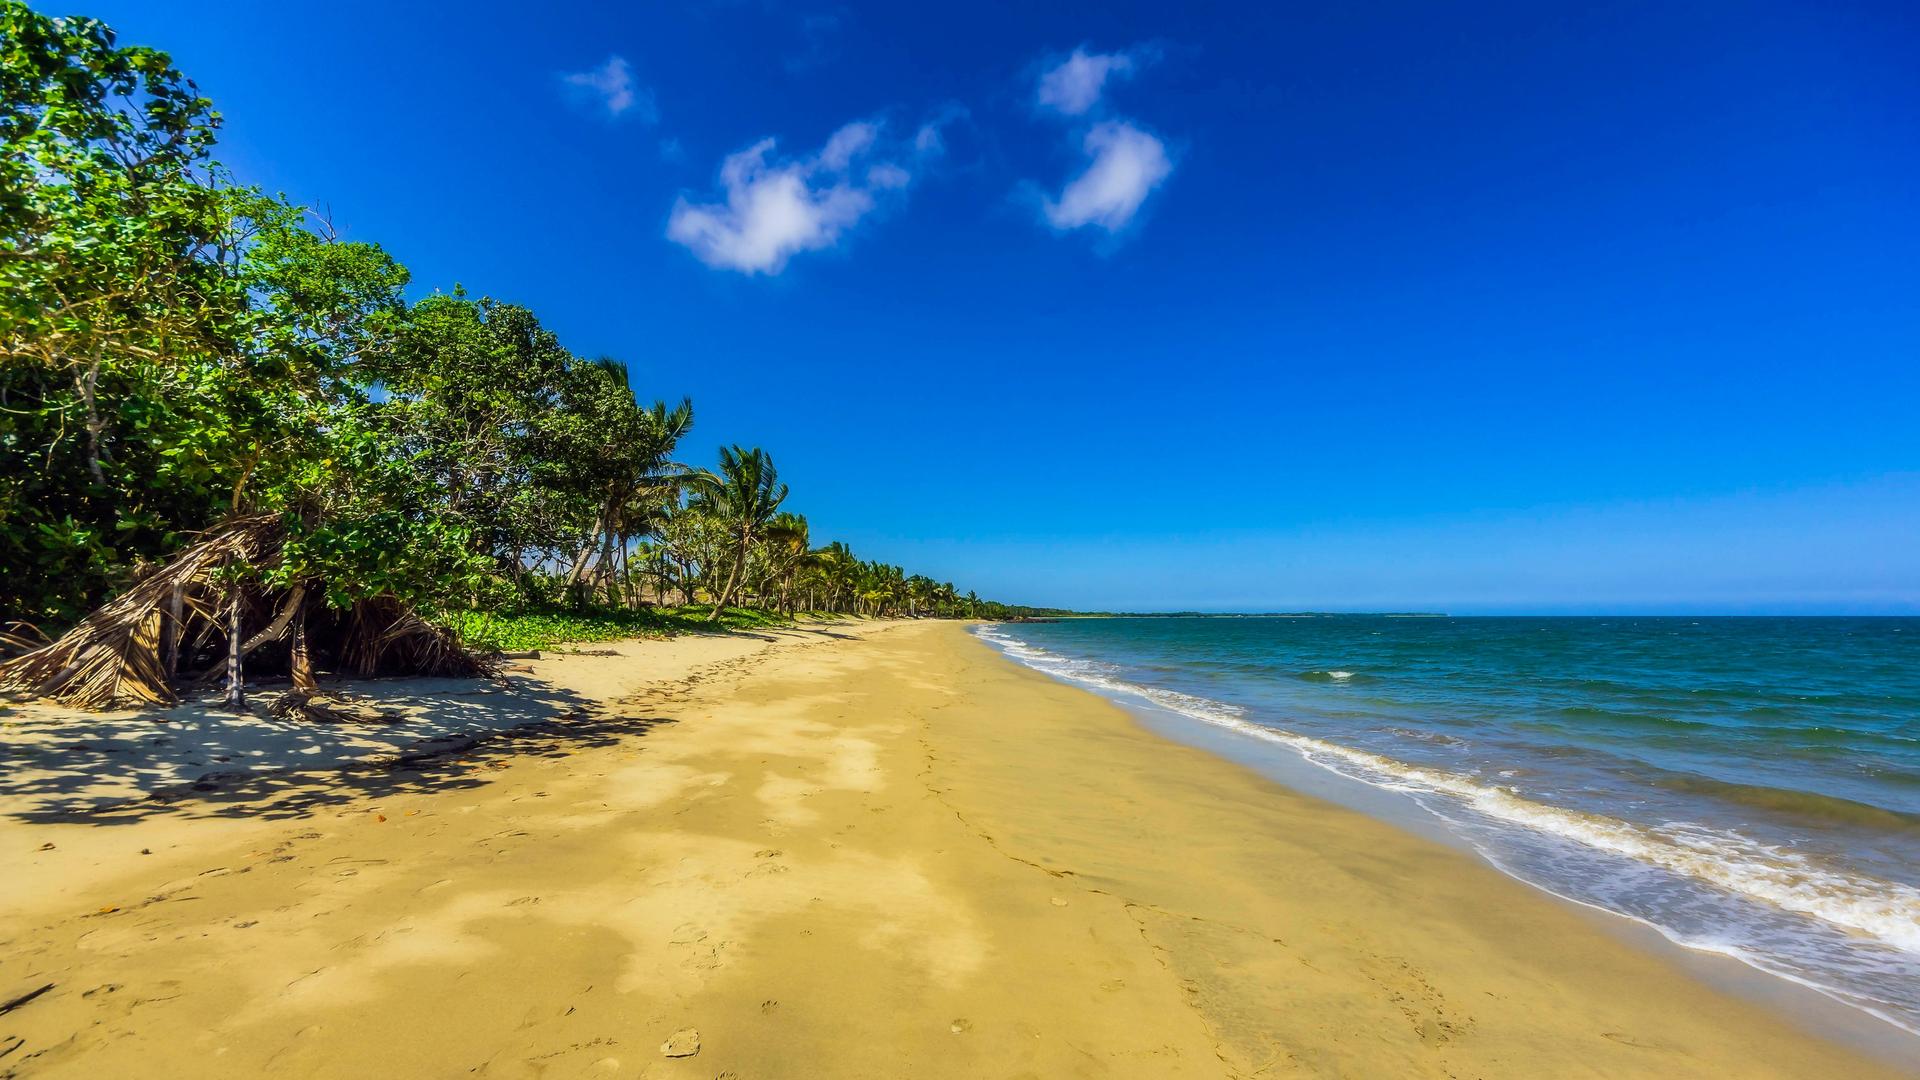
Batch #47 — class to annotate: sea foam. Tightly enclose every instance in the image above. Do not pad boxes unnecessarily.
[974,624,1920,1035]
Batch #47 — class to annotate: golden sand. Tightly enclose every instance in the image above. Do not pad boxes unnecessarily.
[2,621,1906,1077]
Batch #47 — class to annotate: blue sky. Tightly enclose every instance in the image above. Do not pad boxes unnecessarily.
[85,0,1920,612]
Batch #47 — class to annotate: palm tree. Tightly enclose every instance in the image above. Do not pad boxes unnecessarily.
[656,502,727,604]
[691,445,789,620]
[603,482,681,605]
[815,541,858,613]
[760,512,813,613]
[559,360,708,604]
[906,574,936,618]
[801,540,855,613]
[857,561,905,617]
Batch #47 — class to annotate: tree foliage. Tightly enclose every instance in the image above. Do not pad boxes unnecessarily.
[1,1,1039,666]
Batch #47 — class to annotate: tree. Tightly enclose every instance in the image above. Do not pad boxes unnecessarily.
[2,2,237,624]
[810,540,858,613]
[2,3,1032,701]
[759,512,811,613]
[0,5,452,631]
[690,445,788,620]
[361,294,574,572]
[656,502,728,606]
[548,359,703,606]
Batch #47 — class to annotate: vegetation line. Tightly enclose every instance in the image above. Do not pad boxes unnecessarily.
[0,4,1067,709]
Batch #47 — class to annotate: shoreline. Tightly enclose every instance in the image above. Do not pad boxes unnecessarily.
[3,621,1909,1076]
[974,617,1920,1053]
[1097,669,1920,1064]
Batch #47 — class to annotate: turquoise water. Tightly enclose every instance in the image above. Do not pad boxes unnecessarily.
[976,616,1920,1035]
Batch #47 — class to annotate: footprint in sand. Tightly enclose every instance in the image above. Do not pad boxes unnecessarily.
[660,1027,701,1058]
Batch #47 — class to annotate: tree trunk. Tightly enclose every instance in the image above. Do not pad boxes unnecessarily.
[289,607,317,691]
[565,538,597,590]
[602,530,623,607]
[708,536,748,621]
[615,542,629,608]
[240,583,308,654]
[563,510,607,589]
[163,584,184,677]
[223,589,246,710]
[76,362,106,484]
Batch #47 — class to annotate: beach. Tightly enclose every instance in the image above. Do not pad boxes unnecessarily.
[2,621,1908,1078]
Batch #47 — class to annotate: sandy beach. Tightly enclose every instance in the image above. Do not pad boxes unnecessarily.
[2,621,1908,1078]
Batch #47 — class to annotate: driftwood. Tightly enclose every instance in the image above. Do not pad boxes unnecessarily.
[0,516,488,711]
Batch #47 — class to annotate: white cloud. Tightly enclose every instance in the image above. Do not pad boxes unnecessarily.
[1037,47,1136,116]
[913,103,969,156]
[563,56,655,121]
[866,162,910,190]
[1027,44,1174,238]
[1043,121,1172,233]
[667,121,912,274]
[819,121,878,170]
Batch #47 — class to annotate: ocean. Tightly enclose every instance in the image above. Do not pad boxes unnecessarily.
[975,616,1920,1036]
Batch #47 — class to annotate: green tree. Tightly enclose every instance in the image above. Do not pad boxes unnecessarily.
[549,359,703,606]
[0,4,446,629]
[1,2,237,624]
[690,445,788,620]
[758,512,811,613]
[365,293,577,574]
[1,1,1026,676]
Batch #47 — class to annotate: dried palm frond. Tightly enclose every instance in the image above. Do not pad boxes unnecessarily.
[0,621,51,658]
[340,596,492,679]
[0,516,279,709]
[267,688,396,725]
[0,515,487,711]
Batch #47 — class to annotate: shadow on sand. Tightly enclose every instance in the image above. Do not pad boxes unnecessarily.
[1,673,674,826]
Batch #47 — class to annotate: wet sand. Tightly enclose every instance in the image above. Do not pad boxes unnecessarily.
[2,621,1907,1077]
